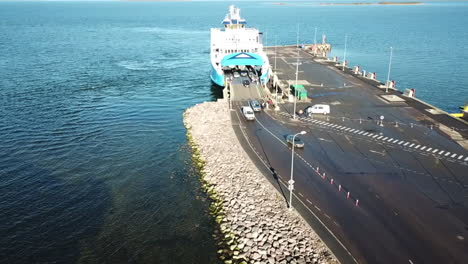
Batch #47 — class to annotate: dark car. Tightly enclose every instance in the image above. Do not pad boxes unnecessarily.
[286,135,305,148]
[242,80,250,87]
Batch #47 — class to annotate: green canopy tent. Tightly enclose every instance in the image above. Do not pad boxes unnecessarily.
[291,84,307,100]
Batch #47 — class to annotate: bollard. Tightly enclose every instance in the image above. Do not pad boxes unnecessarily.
[322,172,326,179]
[355,199,359,207]
[317,166,319,173]
[347,192,350,199]
[338,184,342,192]
[359,118,362,124]
[380,121,384,127]
[342,117,345,122]
[321,83,323,87]
[330,179,334,185]
[410,123,414,128]
[344,83,346,87]
[430,125,433,130]
[395,121,399,128]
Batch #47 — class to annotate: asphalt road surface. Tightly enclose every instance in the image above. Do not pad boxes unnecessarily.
[229,47,468,264]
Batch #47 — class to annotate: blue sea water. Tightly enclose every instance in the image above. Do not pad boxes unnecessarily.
[0,1,467,263]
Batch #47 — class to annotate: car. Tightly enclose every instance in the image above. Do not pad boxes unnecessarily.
[305,104,330,115]
[242,79,250,87]
[286,135,305,148]
[249,99,261,112]
[241,106,255,120]
[233,71,240,78]
[240,71,248,77]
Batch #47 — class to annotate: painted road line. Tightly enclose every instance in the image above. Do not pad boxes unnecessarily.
[432,149,438,153]
[451,153,457,158]
[306,199,313,204]
[458,155,464,160]
[444,152,451,156]
[414,145,420,149]
[358,131,364,135]
[377,136,383,140]
[426,148,432,152]
[409,143,415,147]
[403,142,410,146]
[398,140,405,145]
[314,205,321,211]
[420,146,427,151]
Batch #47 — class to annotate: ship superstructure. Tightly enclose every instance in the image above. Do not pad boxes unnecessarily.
[210,5,270,87]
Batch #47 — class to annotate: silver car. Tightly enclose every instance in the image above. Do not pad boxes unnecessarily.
[249,99,261,112]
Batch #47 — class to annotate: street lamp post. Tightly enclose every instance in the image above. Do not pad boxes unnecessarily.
[342,34,347,71]
[386,46,393,93]
[293,49,299,120]
[289,131,307,210]
[275,38,278,105]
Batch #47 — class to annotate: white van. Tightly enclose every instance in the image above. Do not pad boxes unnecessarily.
[305,104,330,115]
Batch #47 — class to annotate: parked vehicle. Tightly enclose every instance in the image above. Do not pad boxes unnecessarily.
[305,104,330,115]
[233,71,240,78]
[240,71,248,77]
[242,106,255,120]
[249,99,261,112]
[286,135,305,148]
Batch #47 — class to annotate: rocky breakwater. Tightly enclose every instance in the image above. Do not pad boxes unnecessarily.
[184,100,338,264]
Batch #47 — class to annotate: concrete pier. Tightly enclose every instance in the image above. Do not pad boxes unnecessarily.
[223,45,468,263]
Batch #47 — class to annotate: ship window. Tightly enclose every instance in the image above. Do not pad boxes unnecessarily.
[216,48,219,52]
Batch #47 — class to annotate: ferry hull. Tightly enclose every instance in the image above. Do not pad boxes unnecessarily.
[210,66,225,87]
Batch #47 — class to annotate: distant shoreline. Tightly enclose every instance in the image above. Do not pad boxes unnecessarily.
[320,2,423,5]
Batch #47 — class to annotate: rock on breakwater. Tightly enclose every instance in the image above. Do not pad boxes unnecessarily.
[184,101,338,264]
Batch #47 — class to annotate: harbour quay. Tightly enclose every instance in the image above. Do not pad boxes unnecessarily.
[224,44,468,263]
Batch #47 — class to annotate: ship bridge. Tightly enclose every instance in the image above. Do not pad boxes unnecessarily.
[221,52,264,67]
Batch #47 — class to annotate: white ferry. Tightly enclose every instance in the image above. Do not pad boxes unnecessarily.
[210,5,270,87]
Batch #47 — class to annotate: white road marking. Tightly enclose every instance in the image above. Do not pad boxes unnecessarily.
[409,144,415,147]
[314,205,321,211]
[444,152,451,156]
[370,150,385,156]
[420,146,427,151]
[426,148,432,152]
[414,145,421,149]
[451,153,457,158]
[432,149,438,153]
[318,137,333,142]
[438,151,445,155]
[398,140,405,145]
[403,142,410,146]
[458,155,464,160]
[358,131,364,135]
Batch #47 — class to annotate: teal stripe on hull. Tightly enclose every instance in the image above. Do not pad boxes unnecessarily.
[210,66,224,87]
